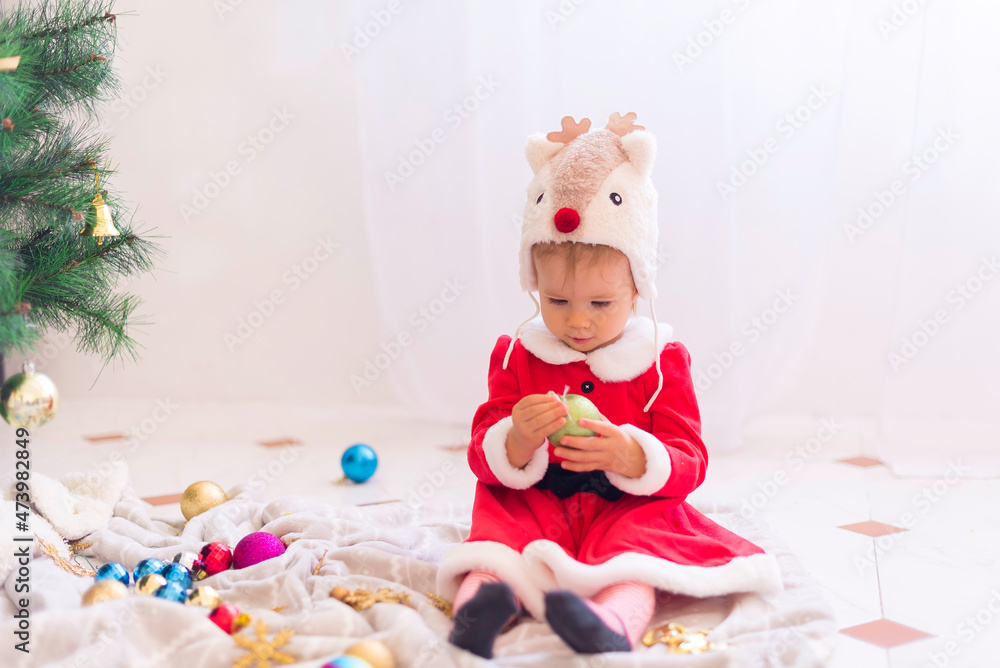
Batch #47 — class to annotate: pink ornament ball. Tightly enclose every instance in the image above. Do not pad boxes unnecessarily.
[232,532,286,569]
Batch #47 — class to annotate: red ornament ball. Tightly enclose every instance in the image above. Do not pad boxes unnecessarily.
[209,603,242,634]
[198,542,233,576]
[233,532,286,569]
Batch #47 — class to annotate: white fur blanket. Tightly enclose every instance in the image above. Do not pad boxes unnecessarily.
[0,467,836,667]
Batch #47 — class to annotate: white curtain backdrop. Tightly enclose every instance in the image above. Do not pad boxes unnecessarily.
[344,0,1000,467]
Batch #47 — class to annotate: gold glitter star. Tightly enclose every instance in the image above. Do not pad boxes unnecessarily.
[232,619,295,668]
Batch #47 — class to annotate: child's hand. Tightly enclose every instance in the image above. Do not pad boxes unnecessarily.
[505,394,568,469]
[556,418,647,478]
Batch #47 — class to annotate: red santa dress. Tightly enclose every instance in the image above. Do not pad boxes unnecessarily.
[436,315,783,620]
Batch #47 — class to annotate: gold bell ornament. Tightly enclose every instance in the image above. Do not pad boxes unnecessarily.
[78,160,119,245]
[1,361,59,429]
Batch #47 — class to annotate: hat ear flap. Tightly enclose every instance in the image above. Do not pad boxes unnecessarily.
[525,133,563,174]
[621,131,656,176]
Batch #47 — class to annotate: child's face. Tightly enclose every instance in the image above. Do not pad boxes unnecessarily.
[536,252,637,353]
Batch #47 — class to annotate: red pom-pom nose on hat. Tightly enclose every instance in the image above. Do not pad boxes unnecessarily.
[554,207,580,233]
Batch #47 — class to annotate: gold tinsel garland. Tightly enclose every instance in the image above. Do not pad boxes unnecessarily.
[642,622,727,654]
[331,586,410,611]
[37,537,96,577]
[330,586,453,618]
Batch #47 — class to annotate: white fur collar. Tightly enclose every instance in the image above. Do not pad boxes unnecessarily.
[516,315,674,382]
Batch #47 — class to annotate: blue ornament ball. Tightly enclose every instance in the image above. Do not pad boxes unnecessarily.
[95,562,130,587]
[160,562,193,589]
[341,443,378,483]
[133,558,166,582]
[322,656,370,668]
[153,581,189,603]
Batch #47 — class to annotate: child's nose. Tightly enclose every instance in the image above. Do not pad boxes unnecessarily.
[567,309,589,328]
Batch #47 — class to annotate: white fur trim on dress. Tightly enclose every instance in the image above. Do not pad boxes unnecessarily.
[481,416,549,489]
[522,540,784,600]
[605,424,672,496]
[516,315,674,383]
[436,540,551,620]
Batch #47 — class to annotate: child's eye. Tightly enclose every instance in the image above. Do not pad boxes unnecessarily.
[547,298,566,306]
[609,192,622,206]
[592,301,611,308]
[536,192,544,204]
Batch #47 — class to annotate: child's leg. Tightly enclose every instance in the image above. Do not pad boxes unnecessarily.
[544,581,656,653]
[587,581,656,646]
[448,570,521,659]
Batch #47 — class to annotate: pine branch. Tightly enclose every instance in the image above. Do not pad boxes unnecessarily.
[0,194,84,221]
[24,11,115,39]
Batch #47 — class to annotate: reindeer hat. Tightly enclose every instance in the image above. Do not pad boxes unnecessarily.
[504,112,665,412]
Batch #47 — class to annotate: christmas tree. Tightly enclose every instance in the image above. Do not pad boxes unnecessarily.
[0,0,161,384]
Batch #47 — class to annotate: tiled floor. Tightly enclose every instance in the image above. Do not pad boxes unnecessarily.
[11,399,1000,667]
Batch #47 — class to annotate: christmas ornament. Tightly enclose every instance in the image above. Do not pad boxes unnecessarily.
[187,585,222,609]
[344,640,395,668]
[331,586,411,612]
[232,619,295,668]
[94,562,130,587]
[133,557,166,582]
[181,480,228,520]
[199,542,234,576]
[341,444,378,483]
[209,603,251,634]
[81,579,129,605]
[322,657,369,668]
[547,389,601,447]
[0,361,59,429]
[153,581,189,603]
[78,160,120,245]
[161,562,193,589]
[173,551,207,580]
[135,573,167,596]
[641,622,727,654]
[233,532,286,569]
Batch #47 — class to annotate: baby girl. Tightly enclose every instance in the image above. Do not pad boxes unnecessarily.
[436,113,782,658]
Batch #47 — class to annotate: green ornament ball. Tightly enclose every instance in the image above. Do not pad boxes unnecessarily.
[547,393,602,447]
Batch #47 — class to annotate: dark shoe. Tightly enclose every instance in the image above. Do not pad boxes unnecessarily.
[544,590,631,654]
[448,582,519,659]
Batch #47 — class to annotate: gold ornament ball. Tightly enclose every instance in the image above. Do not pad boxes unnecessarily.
[345,640,396,668]
[180,481,228,520]
[135,573,168,596]
[81,579,129,606]
[0,361,59,429]
[186,585,222,609]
